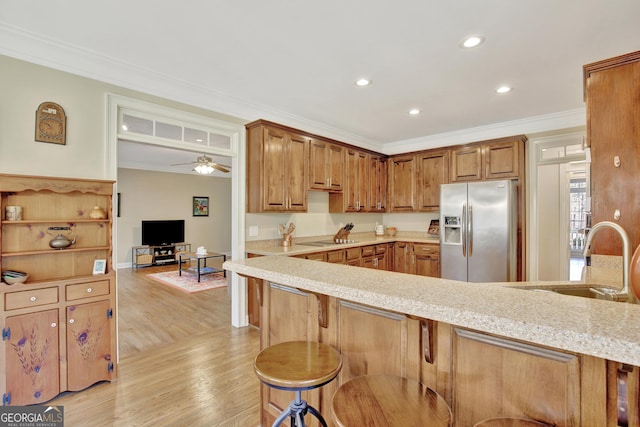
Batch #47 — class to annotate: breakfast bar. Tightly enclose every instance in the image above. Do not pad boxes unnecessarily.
[224,255,640,426]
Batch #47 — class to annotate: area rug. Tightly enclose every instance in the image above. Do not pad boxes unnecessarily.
[147,270,228,293]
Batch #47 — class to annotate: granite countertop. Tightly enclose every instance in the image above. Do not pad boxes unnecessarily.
[245,231,440,256]
[223,255,640,366]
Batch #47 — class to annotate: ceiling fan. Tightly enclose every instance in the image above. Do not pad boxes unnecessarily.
[171,155,231,174]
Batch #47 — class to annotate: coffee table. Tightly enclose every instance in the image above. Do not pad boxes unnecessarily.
[178,252,226,282]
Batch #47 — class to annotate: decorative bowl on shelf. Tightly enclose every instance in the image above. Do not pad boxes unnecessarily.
[89,206,107,219]
[2,270,28,285]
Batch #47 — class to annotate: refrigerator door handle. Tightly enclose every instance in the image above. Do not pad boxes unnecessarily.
[461,203,467,257]
[468,204,473,257]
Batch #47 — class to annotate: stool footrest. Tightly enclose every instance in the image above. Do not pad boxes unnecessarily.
[272,394,327,427]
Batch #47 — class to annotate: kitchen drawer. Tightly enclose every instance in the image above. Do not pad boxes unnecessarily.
[66,279,110,301]
[361,245,375,257]
[375,244,387,255]
[346,247,361,261]
[5,287,59,310]
[326,250,345,263]
[413,243,439,255]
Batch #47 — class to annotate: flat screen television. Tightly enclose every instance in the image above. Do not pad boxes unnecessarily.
[141,220,185,246]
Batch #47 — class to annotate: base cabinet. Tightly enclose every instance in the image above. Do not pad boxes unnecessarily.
[258,283,324,427]
[413,243,440,278]
[452,328,580,426]
[393,242,412,273]
[66,300,113,391]
[336,301,412,381]
[394,242,440,277]
[4,310,60,405]
[1,276,116,405]
[257,280,630,426]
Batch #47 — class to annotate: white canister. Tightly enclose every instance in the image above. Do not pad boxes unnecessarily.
[5,206,22,221]
[375,224,385,236]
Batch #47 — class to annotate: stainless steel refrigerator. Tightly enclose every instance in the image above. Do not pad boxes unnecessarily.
[440,180,517,282]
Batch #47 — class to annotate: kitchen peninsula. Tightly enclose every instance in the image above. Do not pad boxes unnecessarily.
[224,255,640,426]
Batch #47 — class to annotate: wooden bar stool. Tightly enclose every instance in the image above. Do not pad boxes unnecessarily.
[473,418,551,427]
[254,341,342,427]
[331,375,452,427]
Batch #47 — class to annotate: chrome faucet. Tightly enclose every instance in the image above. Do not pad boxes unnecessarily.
[583,221,635,303]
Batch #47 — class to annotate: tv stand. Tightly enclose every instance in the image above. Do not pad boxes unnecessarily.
[132,243,191,268]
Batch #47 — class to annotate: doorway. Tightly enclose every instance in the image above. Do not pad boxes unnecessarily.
[106,93,248,328]
[568,172,587,280]
[531,132,587,281]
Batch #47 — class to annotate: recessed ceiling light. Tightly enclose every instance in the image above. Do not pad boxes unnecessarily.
[461,35,485,48]
[355,78,372,87]
[408,109,421,116]
[496,86,512,93]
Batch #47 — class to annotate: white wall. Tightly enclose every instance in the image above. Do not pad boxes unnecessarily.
[0,55,245,179]
[116,168,232,267]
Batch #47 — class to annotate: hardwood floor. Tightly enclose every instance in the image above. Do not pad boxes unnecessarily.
[49,265,261,427]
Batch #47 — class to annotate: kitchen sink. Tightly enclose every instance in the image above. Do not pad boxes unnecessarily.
[552,287,599,298]
[530,286,627,301]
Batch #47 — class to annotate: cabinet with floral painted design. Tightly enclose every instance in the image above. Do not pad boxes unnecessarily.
[66,299,113,391]
[0,174,116,405]
[4,310,60,405]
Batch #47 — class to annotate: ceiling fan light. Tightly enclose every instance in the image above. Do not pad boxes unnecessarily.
[194,164,215,174]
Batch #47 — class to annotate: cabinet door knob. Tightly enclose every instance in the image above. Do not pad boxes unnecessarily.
[51,322,57,328]
[87,287,93,293]
[30,296,37,302]
[69,318,75,324]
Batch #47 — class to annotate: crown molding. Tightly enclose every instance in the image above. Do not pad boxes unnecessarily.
[1,22,585,154]
[383,108,586,155]
[0,23,383,150]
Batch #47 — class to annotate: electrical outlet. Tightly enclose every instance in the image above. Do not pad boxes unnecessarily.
[248,226,259,237]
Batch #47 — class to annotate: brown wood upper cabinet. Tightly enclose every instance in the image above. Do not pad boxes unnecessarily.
[389,149,449,212]
[451,138,523,182]
[247,120,309,212]
[330,149,386,212]
[367,155,387,212]
[309,138,344,192]
[584,50,640,255]
[417,150,449,211]
[389,155,416,212]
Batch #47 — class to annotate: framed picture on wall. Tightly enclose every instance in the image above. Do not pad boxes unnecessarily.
[193,196,209,216]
